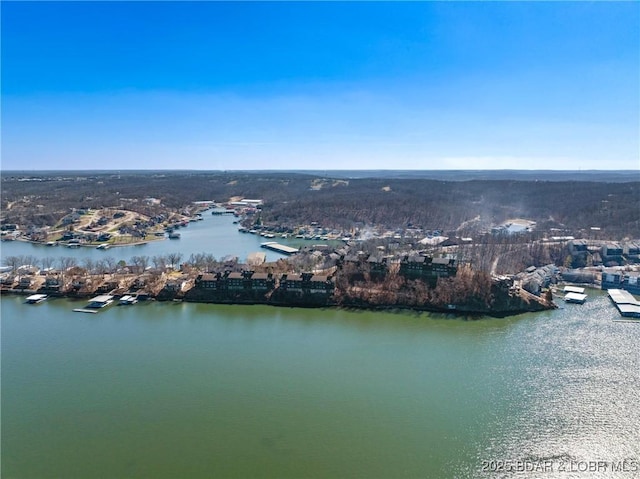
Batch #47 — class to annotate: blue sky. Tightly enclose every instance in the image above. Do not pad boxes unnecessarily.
[2,1,638,171]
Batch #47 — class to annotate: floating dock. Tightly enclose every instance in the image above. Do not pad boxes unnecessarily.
[607,289,640,319]
[260,242,299,255]
[73,308,98,314]
[564,292,587,304]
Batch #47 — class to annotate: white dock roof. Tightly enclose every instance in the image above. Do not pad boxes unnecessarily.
[563,286,585,294]
[89,295,114,303]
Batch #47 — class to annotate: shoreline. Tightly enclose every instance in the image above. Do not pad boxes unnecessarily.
[14,236,165,248]
[1,287,554,318]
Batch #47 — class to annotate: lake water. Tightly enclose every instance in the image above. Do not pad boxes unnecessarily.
[2,290,638,478]
[0,212,291,264]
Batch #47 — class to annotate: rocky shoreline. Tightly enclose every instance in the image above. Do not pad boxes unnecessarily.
[3,278,555,318]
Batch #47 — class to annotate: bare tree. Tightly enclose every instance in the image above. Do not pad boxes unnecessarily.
[204,254,218,272]
[82,258,95,276]
[41,256,56,271]
[23,255,38,269]
[131,255,149,273]
[94,259,108,278]
[188,253,206,270]
[152,255,167,271]
[58,256,77,285]
[166,252,183,270]
[104,256,117,274]
[3,256,21,273]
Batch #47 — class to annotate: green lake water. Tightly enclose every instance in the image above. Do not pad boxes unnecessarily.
[2,292,638,478]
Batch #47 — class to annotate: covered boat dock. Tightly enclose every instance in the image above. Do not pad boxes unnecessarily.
[607,289,640,319]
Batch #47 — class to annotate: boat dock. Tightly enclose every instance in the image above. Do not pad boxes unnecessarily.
[607,289,640,319]
[564,292,587,304]
[260,242,299,255]
[26,294,47,304]
[119,294,138,305]
[563,286,585,294]
[86,295,115,308]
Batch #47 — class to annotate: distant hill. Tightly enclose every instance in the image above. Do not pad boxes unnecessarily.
[2,170,639,238]
[3,169,639,183]
[259,170,640,182]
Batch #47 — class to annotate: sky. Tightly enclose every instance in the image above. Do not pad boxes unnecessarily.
[1,1,639,171]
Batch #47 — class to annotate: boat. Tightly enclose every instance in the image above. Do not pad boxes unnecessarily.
[119,295,138,305]
[96,244,110,250]
[168,232,181,239]
[46,241,58,246]
[26,294,47,304]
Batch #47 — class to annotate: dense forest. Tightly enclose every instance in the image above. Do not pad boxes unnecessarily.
[2,171,639,238]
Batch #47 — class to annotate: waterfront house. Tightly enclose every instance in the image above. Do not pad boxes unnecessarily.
[601,268,623,289]
[95,280,119,294]
[601,243,624,265]
[624,241,640,263]
[43,276,62,292]
[568,239,589,255]
[0,275,16,287]
[623,272,640,295]
[367,255,389,280]
[519,264,558,296]
[192,270,276,300]
[195,273,217,290]
[599,268,640,294]
[399,255,457,281]
[279,273,335,295]
[250,272,275,292]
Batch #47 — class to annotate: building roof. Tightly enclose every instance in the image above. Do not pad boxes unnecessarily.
[89,295,113,303]
[563,286,585,294]
[432,257,455,265]
[608,289,639,305]
[252,273,271,280]
[406,255,426,264]
[564,292,587,302]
